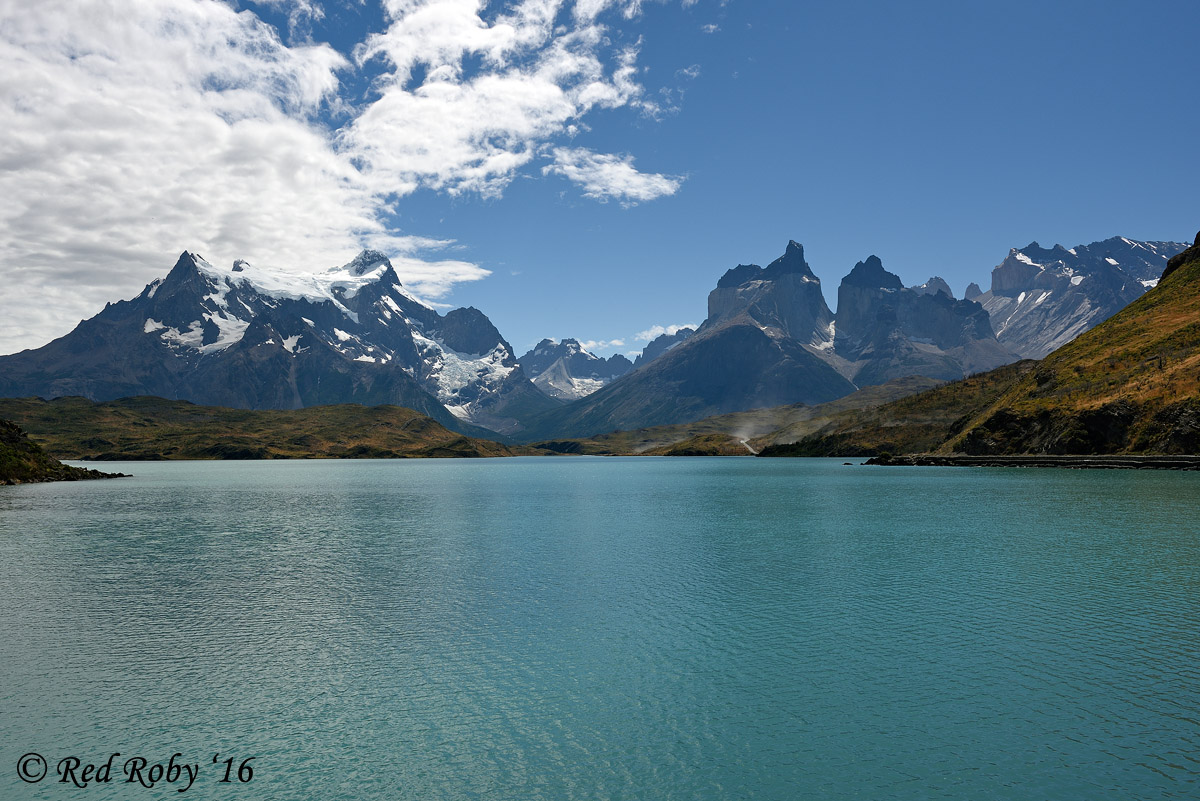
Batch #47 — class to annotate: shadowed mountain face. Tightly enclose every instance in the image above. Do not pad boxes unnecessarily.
[518,241,1025,441]
[974,237,1187,359]
[634,327,695,368]
[517,242,851,440]
[518,338,633,400]
[517,317,858,441]
[0,251,556,435]
[707,240,836,346]
[833,256,1018,386]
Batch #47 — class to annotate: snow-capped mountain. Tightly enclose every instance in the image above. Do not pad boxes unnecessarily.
[973,237,1188,358]
[518,338,633,400]
[0,250,557,435]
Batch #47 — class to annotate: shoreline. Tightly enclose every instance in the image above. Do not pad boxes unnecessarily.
[865,454,1200,470]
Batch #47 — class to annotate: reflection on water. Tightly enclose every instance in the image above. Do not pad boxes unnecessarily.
[1,458,1198,799]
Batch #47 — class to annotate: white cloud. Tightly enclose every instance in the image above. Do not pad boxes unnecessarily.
[251,0,327,41]
[544,147,682,205]
[343,1,660,198]
[701,23,719,33]
[634,323,695,341]
[579,338,625,351]
[0,0,691,353]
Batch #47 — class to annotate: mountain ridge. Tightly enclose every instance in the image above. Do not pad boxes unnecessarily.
[760,230,1200,457]
[0,250,556,436]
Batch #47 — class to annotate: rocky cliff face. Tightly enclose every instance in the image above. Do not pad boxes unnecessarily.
[518,338,633,400]
[0,250,556,435]
[832,256,1017,385]
[975,237,1187,359]
[706,241,835,346]
[517,242,857,440]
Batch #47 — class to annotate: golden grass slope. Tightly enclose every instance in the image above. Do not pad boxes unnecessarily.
[942,242,1200,454]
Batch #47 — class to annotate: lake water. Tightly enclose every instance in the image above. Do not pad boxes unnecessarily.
[1,457,1198,800]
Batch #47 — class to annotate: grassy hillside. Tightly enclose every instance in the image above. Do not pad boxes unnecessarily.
[764,233,1200,457]
[0,418,123,483]
[757,362,1036,457]
[534,376,942,456]
[0,396,530,460]
[943,236,1200,454]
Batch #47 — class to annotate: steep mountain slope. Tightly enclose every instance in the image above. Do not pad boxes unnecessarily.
[518,338,633,400]
[0,251,556,435]
[947,233,1200,454]
[765,231,1200,456]
[757,362,1037,457]
[0,397,526,460]
[633,327,694,367]
[975,237,1186,359]
[516,242,857,440]
[832,256,1018,385]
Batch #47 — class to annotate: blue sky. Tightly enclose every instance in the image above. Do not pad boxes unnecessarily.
[1,0,1196,356]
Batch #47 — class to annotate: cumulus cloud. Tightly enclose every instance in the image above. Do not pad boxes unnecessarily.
[344,0,650,198]
[634,323,695,341]
[0,0,692,353]
[543,147,682,205]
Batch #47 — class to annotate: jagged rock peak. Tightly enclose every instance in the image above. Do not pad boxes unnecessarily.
[911,276,954,298]
[232,259,249,272]
[964,282,984,301]
[344,249,393,276]
[842,255,903,290]
[716,240,818,288]
[764,240,817,278]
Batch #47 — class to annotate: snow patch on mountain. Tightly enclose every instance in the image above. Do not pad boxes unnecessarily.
[201,310,250,353]
[410,329,516,419]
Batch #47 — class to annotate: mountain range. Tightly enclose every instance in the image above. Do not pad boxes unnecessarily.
[0,250,557,436]
[763,231,1200,456]
[0,234,1187,443]
[968,236,1182,358]
[518,339,633,400]
[516,241,1017,440]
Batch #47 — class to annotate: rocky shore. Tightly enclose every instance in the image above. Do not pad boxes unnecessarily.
[865,454,1200,470]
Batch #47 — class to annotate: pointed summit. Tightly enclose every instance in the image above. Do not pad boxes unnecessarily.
[763,240,819,281]
[344,249,392,276]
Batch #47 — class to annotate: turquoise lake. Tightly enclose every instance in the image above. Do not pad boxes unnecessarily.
[1,457,1198,799]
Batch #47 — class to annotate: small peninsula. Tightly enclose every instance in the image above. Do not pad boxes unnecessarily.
[0,419,125,484]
